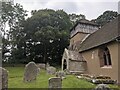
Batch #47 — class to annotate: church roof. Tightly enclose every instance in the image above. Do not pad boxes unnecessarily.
[78,19,99,26]
[79,15,119,52]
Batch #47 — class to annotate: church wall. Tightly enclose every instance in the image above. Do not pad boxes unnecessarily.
[118,42,120,85]
[70,32,88,45]
[81,42,119,83]
[69,60,87,72]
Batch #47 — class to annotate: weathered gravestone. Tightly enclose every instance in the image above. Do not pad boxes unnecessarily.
[37,63,50,70]
[49,77,62,89]
[46,62,50,68]
[37,63,46,69]
[94,84,111,90]
[56,71,66,79]
[47,66,56,75]
[0,67,8,90]
[23,62,39,82]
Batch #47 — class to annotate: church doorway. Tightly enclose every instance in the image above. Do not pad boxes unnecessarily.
[63,59,67,70]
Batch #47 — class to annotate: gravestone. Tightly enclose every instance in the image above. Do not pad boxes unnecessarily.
[56,71,66,79]
[37,63,46,69]
[94,84,111,90]
[49,77,62,89]
[23,62,39,82]
[47,66,56,75]
[0,67,8,90]
[46,62,50,68]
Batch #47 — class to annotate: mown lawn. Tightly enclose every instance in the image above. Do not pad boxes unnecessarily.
[4,67,120,89]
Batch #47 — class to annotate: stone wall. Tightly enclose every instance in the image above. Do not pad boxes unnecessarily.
[69,60,87,73]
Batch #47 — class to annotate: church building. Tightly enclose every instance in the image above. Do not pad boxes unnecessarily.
[62,16,120,84]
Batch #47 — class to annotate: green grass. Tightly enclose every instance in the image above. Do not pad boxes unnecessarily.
[6,67,53,88]
[4,67,120,89]
[62,75,95,88]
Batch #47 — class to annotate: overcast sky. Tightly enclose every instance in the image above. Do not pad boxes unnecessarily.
[14,0,119,20]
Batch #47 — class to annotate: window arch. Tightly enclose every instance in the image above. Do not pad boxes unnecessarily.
[98,46,112,67]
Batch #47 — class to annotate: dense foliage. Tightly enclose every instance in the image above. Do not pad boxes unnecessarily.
[91,11,118,26]
[69,13,85,24]
[1,1,27,63]
[1,2,72,65]
[22,9,72,65]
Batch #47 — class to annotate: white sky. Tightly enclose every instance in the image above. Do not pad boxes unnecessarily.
[13,0,120,20]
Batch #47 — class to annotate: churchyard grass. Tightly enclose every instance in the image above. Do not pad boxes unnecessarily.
[6,67,53,88]
[5,67,120,89]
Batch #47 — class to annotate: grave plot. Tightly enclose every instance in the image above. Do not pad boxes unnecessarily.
[77,74,116,84]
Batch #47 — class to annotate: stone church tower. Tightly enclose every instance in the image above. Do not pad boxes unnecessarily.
[69,19,99,51]
[62,19,99,73]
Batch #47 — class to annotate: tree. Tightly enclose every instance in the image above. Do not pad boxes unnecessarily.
[69,13,85,25]
[1,1,27,63]
[91,11,118,26]
[23,9,72,65]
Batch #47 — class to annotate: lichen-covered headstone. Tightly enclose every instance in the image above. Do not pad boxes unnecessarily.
[23,62,39,82]
[46,66,56,75]
[94,84,111,90]
[0,67,8,90]
[56,71,66,79]
[49,77,62,89]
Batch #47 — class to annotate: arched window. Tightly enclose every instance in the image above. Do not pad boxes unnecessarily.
[98,47,112,67]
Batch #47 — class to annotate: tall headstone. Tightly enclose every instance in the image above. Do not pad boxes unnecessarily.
[23,62,39,82]
[94,84,111,90]
[49,77,62,89]
[0,67,8,90]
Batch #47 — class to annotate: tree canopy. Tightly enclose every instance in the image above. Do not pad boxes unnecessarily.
[91,11,118,26]
[22,9,72,65]
[1,1,27,63]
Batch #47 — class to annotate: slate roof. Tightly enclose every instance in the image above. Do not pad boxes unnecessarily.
[79,16,119,52]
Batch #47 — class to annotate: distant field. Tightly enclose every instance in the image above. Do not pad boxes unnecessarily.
[4,67,120,89]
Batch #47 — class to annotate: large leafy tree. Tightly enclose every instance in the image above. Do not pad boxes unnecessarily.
[24,9,72,65]
[1,1,27,63]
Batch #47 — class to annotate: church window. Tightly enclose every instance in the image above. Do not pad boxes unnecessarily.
[98,46,112,67]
